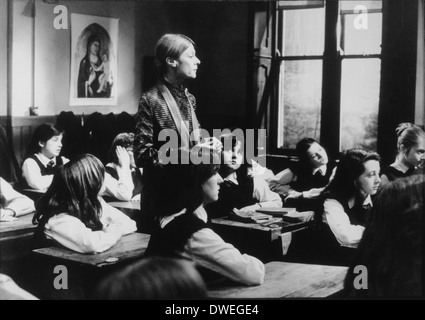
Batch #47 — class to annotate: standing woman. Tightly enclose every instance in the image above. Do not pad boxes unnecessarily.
[319,148,381,265]
[380,123,425,185]
[134,34,221,230]
[134,33,221,169]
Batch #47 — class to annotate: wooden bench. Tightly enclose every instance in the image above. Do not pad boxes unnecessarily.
[32,232,150,299]
[207,261,348,299]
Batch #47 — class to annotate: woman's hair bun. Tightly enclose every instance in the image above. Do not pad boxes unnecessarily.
[395,122,413,136]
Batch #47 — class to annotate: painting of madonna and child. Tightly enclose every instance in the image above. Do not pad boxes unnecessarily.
[69,13,118,106]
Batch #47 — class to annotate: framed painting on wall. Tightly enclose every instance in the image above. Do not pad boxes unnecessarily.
[69,13,119,106]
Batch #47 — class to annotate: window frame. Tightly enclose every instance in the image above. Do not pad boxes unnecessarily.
[269,0,383,158]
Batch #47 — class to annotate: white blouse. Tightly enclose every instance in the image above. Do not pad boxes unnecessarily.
[44,199,137,254]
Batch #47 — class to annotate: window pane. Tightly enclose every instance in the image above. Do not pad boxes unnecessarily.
[340,1,382,13]
[340,59,380,151]
[342,13,382,55]
[283,8,325,56]
[278,60,322,149]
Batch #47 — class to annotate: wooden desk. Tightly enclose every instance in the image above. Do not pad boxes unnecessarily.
[107,201,141,211]
[0,213,35,239]
[0,213,36,268]
[211,217,310,261]
[33,232,150,268]
[212,218,308,242]
[32,232,150,299]
[208,261,348,299]
[0,213,37,294]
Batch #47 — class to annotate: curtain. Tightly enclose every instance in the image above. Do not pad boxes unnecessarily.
[415,0,424,125]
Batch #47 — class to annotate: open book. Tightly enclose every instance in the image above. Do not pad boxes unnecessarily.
[228,208,272,224]
[256,208,314,223]
[255,207,296,217]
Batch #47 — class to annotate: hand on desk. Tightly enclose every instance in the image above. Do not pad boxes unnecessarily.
[237,204,261,213]
[0,209,18,222]
[103,223,123,239]
[130,194,141,202]
[284,191,303,202]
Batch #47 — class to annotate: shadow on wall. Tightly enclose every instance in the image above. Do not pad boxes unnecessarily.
[56,111,136,164]
[0,126,20,182]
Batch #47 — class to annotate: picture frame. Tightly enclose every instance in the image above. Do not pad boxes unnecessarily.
[69,13,119,106]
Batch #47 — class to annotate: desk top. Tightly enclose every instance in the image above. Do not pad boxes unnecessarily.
[211,217,307,238]
[208,261,348,299]
[0,213,36,239]
[107,201,141,210]
[33,232,150,268]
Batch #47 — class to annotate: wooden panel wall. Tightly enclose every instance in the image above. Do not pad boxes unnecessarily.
[0,116,56,178]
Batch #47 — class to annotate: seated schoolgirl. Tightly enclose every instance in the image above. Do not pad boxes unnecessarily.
[380,123,425,185]
[102,133,143,202]
[206,132,282,218]
[0,273,38,300]
[344,175,424,297]
[22,124,69,191]
[144,149,265,286]
[0,177,35,221]
[319,148,381,265]
[93,256,207,300]
[33,154,137,254]
[268,138,337,211]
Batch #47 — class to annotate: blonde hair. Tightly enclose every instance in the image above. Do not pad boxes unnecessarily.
[154,34,195,76]
[396,123,425,154]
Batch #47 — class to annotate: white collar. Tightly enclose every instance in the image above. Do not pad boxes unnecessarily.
[160,205,207,229]
[194,206,208,223]
[35,153,56,167]
[224,172,239,185]
[348,195,373,209]
[160,208,186,229]
[313,164,327,176]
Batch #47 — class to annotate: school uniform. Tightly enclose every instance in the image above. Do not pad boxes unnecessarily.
[206,172,282,218]
[0,274,38,300]
[22,153,69,190]
[103,163,143,201]
[41,199,137,254]
[145,206,265,286]
[0,178,35,220]
[381,158,420,184]
[318,195,373,266]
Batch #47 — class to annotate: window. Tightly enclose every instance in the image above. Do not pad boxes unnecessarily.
[274,1,382,153]
[277,7,325,149]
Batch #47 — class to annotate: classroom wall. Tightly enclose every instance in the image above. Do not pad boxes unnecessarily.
[33,0,140,116]
[0,1,7,117]
[10,0,34,117]
[8,0,250,123]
